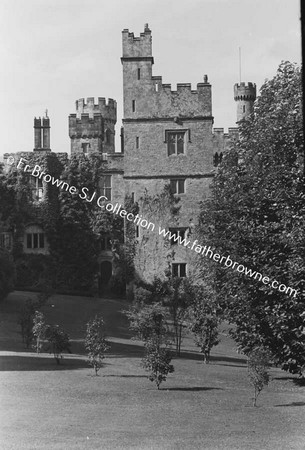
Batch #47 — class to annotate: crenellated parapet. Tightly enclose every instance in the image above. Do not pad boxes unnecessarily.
[122,24,152,59]
[75,97,117,122]
[121,25,212,119]
[69,113,103,139]
[69,96,117,155]
[234,82,256,101]
[213,127,239,163]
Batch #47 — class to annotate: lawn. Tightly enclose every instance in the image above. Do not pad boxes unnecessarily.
[0,291,305,450]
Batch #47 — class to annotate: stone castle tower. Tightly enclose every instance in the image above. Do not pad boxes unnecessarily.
[234,82,256,122]
[121,24,217,282]
[68,97,117,156]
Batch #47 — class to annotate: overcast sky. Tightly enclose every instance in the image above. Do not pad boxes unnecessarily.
[0,0,301,157]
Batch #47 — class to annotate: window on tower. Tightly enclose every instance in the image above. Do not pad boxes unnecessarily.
[165,129,190,156]
[105,129,111,144]
[132,100,136,112]
[172,263,187,278]
[170,178,185,195]
[82,142,90,154]
[100,175,112,201]
[137,68,141,80]
[30,177,43,202]
[168,228,188,245]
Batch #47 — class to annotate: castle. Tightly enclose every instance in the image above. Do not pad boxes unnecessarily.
[1,25,256,295]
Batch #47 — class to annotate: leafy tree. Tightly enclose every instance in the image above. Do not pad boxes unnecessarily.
[142,340,174,389]
[45,325,71,364]
[247,347,271,406]
[160,277,193,356]
[32,310,47,353]
[190,299,220,364]
[197,61,305,374]
[125,303,174,388]
[85,315,110,375]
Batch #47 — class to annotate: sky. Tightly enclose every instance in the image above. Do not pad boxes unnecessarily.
[0,0,301,158]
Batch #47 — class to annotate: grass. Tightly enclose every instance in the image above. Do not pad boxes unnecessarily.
[0,291,305,449]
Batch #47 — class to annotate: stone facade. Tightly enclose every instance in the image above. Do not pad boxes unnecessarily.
[1,25,256,294]
[120,24,252,283]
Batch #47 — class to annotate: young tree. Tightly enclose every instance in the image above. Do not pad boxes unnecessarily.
[85,315,110,375]
[247,347,271,407]
[125,303,174,389]
[190,304,220,364]
[197,62,305,374]
[159,277,192,356]
[142,340,174,390]
[46,325,71,364]
[32,311,48,353]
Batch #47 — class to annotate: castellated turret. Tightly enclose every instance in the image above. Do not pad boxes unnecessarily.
[234,82,256,122]
[121,24,212,119]
[69,97,117,156]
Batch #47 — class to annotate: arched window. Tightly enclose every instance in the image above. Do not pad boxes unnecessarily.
[105,129,111,144]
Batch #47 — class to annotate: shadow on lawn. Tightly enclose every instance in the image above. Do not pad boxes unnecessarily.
[0,354,88,371]
[273,376,305,386]
[103,374,147,378]
[274,402,305,407]
[164,387,223,392]
[177,350,247,366]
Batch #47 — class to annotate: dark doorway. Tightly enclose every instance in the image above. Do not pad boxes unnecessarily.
[100,261,112,286]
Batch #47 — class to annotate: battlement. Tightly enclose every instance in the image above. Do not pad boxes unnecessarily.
[69,113,103,138]
[234,82,256,101]
[213,127,238,135]
[75,97,117,122]
[151,75,211,96]
[122,24,152,59]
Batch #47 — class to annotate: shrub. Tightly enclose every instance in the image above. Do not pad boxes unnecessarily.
[85,315,110,375]
[32,311,47,353]
[46,325,71,364]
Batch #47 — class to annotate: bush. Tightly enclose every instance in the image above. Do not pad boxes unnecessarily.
[45,325,71,364]
[85,315,110,375]
[32,311,47,353]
